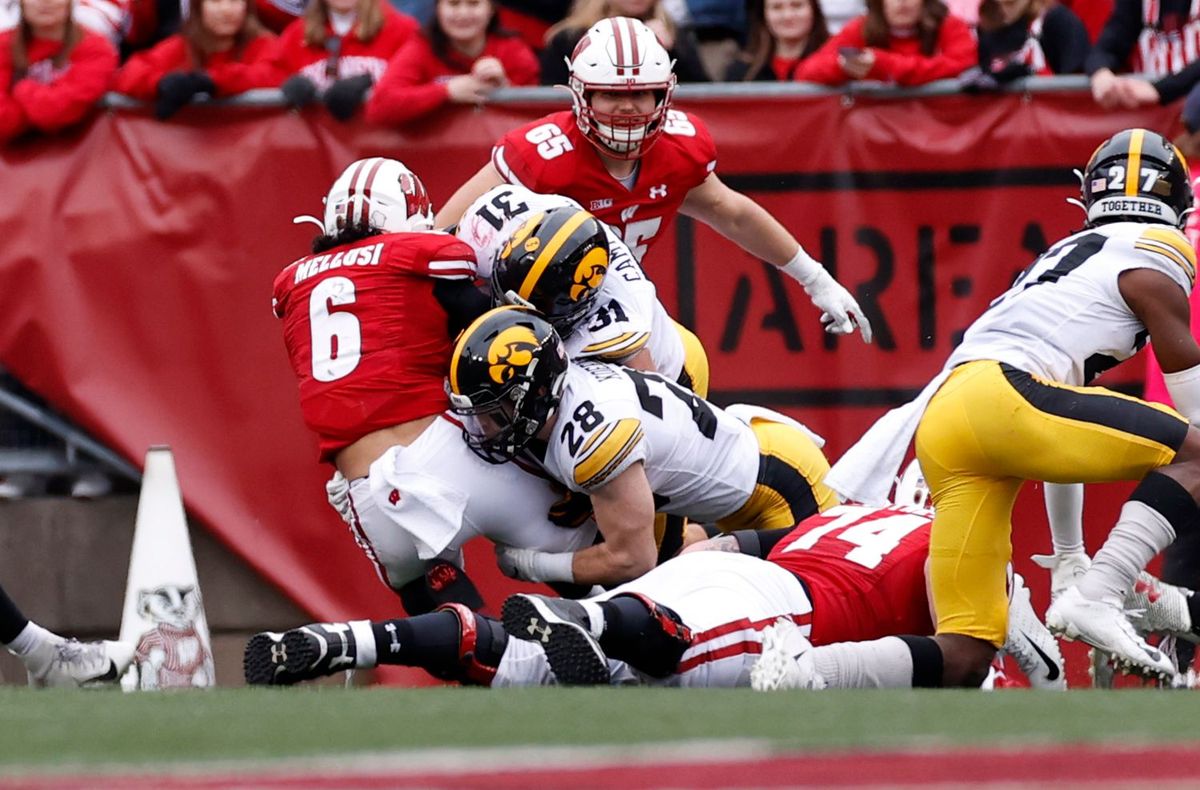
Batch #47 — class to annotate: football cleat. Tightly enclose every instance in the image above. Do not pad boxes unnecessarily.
[24,637,135,688]
[1126,572,1197,640]
[1031,552,1091,600]
[501,594,609,686]
[243,622,357,686]
[1047,586,1177,681]
[750,619,826,692]
[1003,572,1066,690]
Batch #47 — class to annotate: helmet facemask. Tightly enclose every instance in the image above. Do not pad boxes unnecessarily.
[569,81,676,160]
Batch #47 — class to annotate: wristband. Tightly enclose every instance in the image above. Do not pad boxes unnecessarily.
[1164,362,1200,425]
[531,550,576,583]
[779,246,822,287]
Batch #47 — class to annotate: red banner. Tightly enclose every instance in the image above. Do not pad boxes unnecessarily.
[0,94,1183,684]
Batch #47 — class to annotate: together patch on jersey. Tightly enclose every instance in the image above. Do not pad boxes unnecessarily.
[573,417,645,489]
[1134,227,1197,286]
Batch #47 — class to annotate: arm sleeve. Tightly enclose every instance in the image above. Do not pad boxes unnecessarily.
[364,38,450,126]
[868,18,978,85]
[793,25,864,84]
[1154,58,1200,104]
[14,35,117,132]
[732,526,794,558]
[1042,5,1092,74]
[501,37,541,86]
[432,279,490,337]
[206,35,286,95]
[1085,0,1143,74]
[112,36,186,99]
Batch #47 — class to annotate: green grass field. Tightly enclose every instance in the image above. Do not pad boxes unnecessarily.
[3,687,1199,770]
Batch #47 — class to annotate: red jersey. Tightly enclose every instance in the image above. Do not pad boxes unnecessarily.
[271,231,477,461]
[366,32,539,126]
[794,15,977,86]
[113,34,282,100]
[0,30,116,143]
[767,504,935,645]
[490,109,717,263]
[271,7,418,91]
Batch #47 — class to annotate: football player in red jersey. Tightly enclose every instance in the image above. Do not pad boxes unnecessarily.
[435,16,872,343]
[273,157,601,617]
[244,499,1073,687]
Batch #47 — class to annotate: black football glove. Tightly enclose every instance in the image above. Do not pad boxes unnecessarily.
[280,74,319,108]
[323,73,373,121]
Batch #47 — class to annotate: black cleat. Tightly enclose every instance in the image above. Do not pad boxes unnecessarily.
[501,594,610,686]
[243,623,357,686]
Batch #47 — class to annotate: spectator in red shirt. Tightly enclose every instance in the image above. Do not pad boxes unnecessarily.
[114,0,280,118]
[0,0,116,144]
[272,0,417,119]
[725,0,830,81]
[794,0,976,85]
[366,0,537,125]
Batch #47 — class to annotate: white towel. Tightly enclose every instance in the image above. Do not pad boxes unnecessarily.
[824,369,952,505]
[369,455,469,560]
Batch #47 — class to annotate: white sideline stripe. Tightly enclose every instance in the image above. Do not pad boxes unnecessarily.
[7,739,779,778]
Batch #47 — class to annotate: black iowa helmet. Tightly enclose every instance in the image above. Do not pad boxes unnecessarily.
[1080,128,1193,229]
[446,306,569,464]
[491,207,610,337]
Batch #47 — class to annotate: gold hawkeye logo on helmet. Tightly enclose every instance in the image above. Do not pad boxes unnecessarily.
[487,325,541,385]
[570,247,608,302]
[499,212,546,261]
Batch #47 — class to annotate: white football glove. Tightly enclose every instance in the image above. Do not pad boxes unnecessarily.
[780,248,872,343]
[325,471,354,526]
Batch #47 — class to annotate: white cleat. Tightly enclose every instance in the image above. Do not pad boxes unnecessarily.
[24,637,135,688]
[1004,572,1066,690]
[1031,552,1091,601]
[750,619,825,691]
[1047,586,1176,682]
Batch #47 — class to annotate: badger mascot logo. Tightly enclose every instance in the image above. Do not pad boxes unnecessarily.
[132,584,215,689]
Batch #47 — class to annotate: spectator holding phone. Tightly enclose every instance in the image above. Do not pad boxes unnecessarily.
[271,0,417,120]
[794,0,975,85]
[726,0,829,81]
[0,0,116,144]
[114,0,280,118]
[365,0,537,125]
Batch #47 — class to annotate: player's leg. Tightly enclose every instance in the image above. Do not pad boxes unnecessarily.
[0,581,133,687]
[716,418,837,533]
[243,603,508,686]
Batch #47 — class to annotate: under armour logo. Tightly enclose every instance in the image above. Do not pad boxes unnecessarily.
[649,184,668,199]
[620,205,638,223]
[385,622,401,654]
[526,620,552,643]
[388,489,401,505]
[270,644,287,663]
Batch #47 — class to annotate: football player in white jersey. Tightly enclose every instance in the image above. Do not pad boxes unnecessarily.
[444,306,838,587]
[818,128,1200,687]
[455,187,709,397]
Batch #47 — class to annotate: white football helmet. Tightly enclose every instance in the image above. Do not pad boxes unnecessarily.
[321,157,434,235]
[567,17,677,160]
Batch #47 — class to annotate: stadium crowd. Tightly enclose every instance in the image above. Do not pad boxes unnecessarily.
[4,0,1200,142]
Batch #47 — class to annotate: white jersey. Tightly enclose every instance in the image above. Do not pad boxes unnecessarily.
[493,551,813,688]
[947,222,1196,386]
[456,185,685,380]
[539,360,760,523]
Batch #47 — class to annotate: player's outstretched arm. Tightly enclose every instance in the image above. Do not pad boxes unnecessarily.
[681,174,872,343]
[572,463,659,584]
[435,162,507,229]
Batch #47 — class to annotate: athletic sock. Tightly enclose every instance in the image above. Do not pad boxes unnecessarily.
[809,636,936,688]
[1044,482,1085,555]
[6,621,55,658]
[1078,474,1197,606]
[0,584,30,644]
[369,610,462,669]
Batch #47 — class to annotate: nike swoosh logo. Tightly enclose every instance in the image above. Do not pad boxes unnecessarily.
[87,660,121,684]
[1021,632,1061,681]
